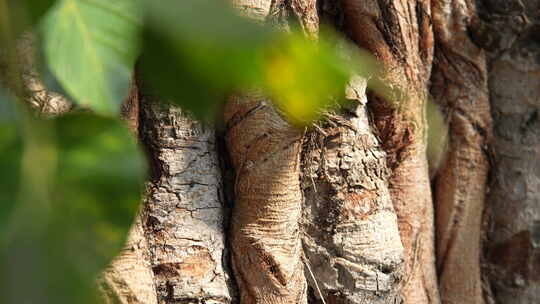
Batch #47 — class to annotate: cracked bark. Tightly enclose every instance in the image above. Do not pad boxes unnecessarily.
[301,77,405,304]
[340,1,440,303]
[139,87,234,303]
[429,1,493,304]
[474,1,540,303]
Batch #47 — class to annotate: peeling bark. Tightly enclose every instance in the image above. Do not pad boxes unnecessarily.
[301,77,404,304]
[224,92,306,304]
[429,1,493,304]
[340,1,439,303]
[475,1,540,303]
[139,93,233,303]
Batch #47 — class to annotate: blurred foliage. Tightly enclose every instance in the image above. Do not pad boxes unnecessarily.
[0,0,55,43]
[40,0,142,115]
[140,0,357,124]
[0,92,146,303]
[426,98,449,174]
[263,34,350,125]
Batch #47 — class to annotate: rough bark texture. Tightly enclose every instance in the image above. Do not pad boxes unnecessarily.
[139,93,233,303]
[340,1,439,303]
[224,92,306,304]
[475,1,540,303]
[224,1,318,303]
[301,77,404,304]
[429,1,493,304]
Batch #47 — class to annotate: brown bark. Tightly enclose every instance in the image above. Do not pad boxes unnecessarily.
[100,217,158,304]
[223,1,316,303]
[224,92,306,304]
[301,77,405,304]
[474,0,540,302]
[429,1,493,304]
[340,1,439,303]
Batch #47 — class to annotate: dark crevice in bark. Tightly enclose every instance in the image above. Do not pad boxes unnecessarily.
[375,0,408,66]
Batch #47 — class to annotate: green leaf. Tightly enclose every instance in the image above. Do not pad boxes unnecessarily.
[262,31,350,125]
[140,0,274,118]
[41,0,142,115]
[140,0,354,125]
[0,109,146,303]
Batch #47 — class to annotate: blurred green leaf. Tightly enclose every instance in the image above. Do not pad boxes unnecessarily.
[0,105,146,303]
[140,0,273,119]
[263,32,350,125]
[141,0,356,125]
[8,0,56,25]
[0,88,21,236]
[41,0,142,115]
[426,98,449,174]
[0,0,56,43]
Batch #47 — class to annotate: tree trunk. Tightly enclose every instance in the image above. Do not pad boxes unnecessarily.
[430,1,492,304]
[100,82,159,304]
[52,1,537,304]
[301,77,404,304]
[340,1,439,303]
[474,1,540,303]
[224,92,307,304]
[138,90,234,303]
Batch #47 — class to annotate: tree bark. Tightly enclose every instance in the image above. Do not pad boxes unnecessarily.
[474,1,540,303]
[139,92,234,303]
[20,1,540,303]
[429,1,493,304]
[340,1,439,303]
[301,77,404,304]
[224,92,307,304]
[100,81,159,304]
